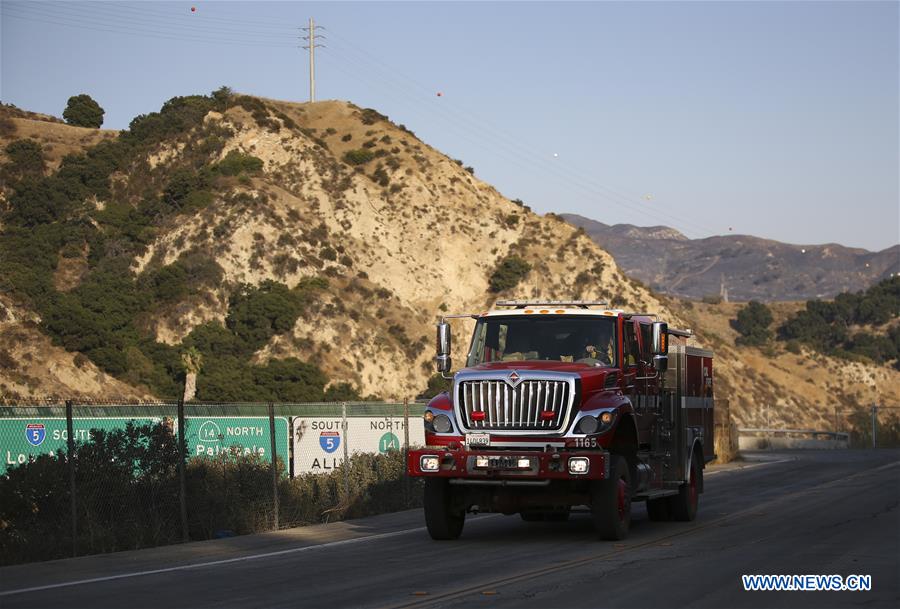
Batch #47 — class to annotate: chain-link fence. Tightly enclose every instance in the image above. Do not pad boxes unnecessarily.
[834,405,900,449]
[0,399,426,566]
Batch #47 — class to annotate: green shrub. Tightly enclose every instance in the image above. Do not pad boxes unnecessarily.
[162,169,209,210]
[3,139,45,179]
[0,421,179,565]
[215,150,264,176]
[5,178,74,226]
[359,108,387,125]
[488,255,532,292]
[63,94,104,128]
[778,276,899,364]
[225,280,312,352]
[731,301,773,347]
[182,189,215,212]
[323,382,362,401]
[343,149,375,166]
[371,166,390,187]
[417,373,451,399]
[124,94,217,146]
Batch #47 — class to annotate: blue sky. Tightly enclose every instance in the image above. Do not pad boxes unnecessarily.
[1,1,897,250]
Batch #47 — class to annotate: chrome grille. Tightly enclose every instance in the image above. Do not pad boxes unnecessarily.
[459,379,570,431]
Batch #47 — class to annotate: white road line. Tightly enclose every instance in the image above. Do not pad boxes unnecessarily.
[705,458,793,476]
[0,527,428,597]
[0,513,501,597]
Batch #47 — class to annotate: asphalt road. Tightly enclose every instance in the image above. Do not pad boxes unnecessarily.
[1,450,897,609]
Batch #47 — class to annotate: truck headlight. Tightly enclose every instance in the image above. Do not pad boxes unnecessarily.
[568,457,590,475]
[433,414,452,433]
[420,455,440,472]
[576,415,598,434]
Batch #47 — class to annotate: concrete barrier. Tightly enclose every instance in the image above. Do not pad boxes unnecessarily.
[738,428,850,450]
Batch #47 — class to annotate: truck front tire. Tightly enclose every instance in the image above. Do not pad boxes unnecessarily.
[591,456,631,540]
[424,478,465,540]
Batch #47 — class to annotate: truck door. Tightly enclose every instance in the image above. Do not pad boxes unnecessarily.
[622,320,652,446]
[635,322,658,448]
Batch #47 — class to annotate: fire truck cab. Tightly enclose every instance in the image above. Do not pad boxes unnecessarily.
[407,300,715,540]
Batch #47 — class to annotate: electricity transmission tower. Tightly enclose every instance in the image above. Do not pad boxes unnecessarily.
[301,17,325,102]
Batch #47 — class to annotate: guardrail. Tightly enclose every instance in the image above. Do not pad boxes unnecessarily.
[738,428,850,450]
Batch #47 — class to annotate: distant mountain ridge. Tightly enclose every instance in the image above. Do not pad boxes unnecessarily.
[562,213,899,302]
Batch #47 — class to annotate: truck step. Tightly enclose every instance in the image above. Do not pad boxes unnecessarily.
[635,489,679,501]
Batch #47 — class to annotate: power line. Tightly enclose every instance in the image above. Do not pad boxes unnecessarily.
[4,3,728,236]
[0,6,297,48]
[317,48,707,236]
[319,45,722,237]
[319,31,724,236]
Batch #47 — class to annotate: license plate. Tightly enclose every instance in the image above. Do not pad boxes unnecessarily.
[466,433,490,448]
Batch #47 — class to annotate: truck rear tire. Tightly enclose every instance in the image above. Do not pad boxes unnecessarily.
[591,456,631,540]
[670,453,701,522]
[424,478,465,540]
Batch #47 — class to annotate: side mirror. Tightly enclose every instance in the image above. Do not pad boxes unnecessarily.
[651,322,668,355]
[653,354,668,374]
[435,321,452,374]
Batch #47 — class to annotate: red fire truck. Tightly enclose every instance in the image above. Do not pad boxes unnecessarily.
[407,300,715,540]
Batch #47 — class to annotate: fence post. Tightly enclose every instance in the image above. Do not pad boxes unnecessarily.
[403,398,410,507]
[177,397,189,543]
[65,399,77,558]
[268,402,279,530]
[871,404,878,449]
[341,402,350,499]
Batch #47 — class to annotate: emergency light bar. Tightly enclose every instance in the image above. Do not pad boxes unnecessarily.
[494,300,609,309]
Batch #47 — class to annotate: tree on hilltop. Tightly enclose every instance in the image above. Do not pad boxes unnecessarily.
[63,94,105,128]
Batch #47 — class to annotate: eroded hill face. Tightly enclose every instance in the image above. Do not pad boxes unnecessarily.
[0,294,149,400]
[129,99,663,399]
[1,96,896,437]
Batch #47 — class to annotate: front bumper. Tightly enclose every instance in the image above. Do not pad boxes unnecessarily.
[407,447,610,481]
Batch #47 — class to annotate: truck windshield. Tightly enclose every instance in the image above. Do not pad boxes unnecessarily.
[466,315,617,367]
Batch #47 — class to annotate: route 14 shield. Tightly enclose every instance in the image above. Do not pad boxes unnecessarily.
[25,423,46,446]
[320,431,340,453]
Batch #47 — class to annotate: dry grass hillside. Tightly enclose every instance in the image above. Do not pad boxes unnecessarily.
[131,98,665,398]
[0,104,117,173]
[665,298,900,430]
[1,95,896,441]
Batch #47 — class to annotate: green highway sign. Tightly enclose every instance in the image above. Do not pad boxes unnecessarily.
[1,416,289,475]
[2,417,157,474]
[182,416,288,461]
